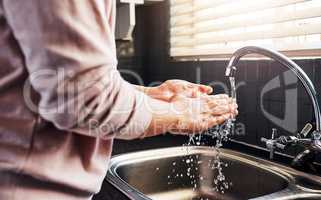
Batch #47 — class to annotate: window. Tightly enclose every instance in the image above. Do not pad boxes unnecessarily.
[170,0,321,58]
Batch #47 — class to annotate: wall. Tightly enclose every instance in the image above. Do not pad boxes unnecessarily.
[124,1,321,158]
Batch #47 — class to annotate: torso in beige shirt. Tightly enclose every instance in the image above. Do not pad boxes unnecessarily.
[0,1,152,199]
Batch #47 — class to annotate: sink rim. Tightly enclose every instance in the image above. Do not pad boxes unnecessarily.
[106,146,321,200]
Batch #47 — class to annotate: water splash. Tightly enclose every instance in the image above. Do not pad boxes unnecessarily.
[166,76,237,197]
[166,121,235,194]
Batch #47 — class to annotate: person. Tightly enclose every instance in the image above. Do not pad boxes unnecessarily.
[0,1,238,200]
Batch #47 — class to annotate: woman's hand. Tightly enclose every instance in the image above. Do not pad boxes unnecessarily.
[143,94,238,137]
[137,80,213,102]
[169,94,237,134]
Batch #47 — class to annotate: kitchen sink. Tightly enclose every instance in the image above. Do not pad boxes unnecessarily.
[106,146,321,200]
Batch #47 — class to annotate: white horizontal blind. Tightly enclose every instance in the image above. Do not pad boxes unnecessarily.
[170,0,321,58]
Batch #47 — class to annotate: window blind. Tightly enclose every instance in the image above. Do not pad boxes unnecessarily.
[170,0,321,58]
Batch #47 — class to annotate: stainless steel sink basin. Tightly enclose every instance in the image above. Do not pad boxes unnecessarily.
[106,146,321,200]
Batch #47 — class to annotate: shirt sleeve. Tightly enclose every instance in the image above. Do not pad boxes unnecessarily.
[2,0,152,140]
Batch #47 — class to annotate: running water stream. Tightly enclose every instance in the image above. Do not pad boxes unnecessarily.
[165,77,237,198]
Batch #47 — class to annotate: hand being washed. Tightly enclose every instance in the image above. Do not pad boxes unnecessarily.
[143,94,238,137]
[137,80,213,102]
[169,94,238,134]
[137,80,238,137]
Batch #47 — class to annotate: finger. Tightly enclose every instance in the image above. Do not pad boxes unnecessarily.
[228,97,237,104]
[189,88,203,98]
[234,109,239,116]
[198,84,213,94]
[211,105,231,116]
[186,83,212,97]
[208,113,232,127]
[208,94,229,100]
[229,102,238,115]
[202,115,224,129]
[206,98,229,109]
[229,101,238,110]
[215,113,233,124]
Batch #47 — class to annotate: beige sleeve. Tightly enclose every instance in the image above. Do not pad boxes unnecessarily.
[3,0,152,140]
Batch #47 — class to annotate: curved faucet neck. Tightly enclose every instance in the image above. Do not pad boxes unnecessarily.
[225,46,321,134]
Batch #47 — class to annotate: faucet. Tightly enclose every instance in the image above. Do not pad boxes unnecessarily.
[225,46,321,173]
[260,128,286,160]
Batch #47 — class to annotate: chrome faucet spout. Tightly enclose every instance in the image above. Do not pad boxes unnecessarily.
[226,46,321,172]
[225,46,321,133]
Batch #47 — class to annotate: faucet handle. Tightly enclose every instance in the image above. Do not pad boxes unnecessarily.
[298,123,313,139]
[260,137,275,160]
[260,137,286,150]
[261,128,286,160]
[261,128,277,141]
[275,143,286,150]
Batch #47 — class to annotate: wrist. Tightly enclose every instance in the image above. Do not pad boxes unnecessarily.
[135,85,149,93]
[135,85,174,102]
[142,99,178,138]
[148,86,174,102]
[135,85,159,97]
